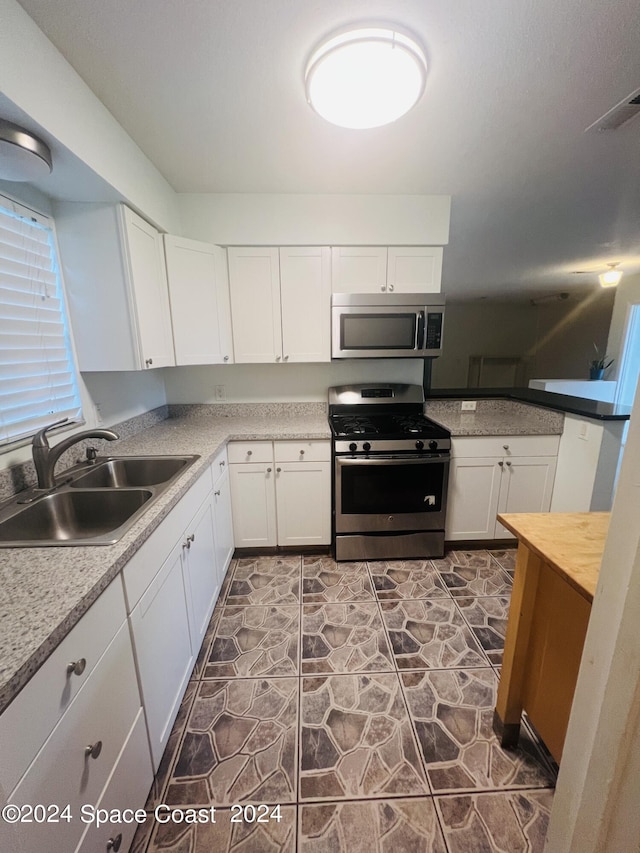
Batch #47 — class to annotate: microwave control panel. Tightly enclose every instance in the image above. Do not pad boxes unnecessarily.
[425,313,443,349]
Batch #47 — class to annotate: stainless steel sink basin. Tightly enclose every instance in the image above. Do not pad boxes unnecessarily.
[0,453,200,547]
[0,489,153,545]
[69,456,195,489]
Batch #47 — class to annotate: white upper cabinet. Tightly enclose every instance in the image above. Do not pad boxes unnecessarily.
[228,246,331,363]
[387,247,443,293]
[331,246,443,293]
[164,236,233,365]
[56,203,175,371]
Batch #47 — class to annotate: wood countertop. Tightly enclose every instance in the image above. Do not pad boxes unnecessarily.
[496,512,610,602]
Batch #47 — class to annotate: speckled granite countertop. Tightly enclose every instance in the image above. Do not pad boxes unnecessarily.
[425,399,565,436]
[0,405,330,714]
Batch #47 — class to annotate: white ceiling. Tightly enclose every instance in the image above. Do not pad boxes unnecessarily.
[13,0,640,300]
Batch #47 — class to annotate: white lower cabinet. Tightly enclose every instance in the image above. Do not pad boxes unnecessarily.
[182,496,219,646]
[229,440,331,547]
[446,435,559,540]
[212,452,235,578]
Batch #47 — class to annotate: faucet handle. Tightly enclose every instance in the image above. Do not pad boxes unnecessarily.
[32,417,70,447]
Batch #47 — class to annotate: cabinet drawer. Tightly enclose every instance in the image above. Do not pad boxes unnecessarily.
[76,709,152,853]
[212,445,229,485]
[275,440,330,462]
[228,441,274,463]
[0,578,127,795]
[9,621,141,853]
[451,435,560,459]
[122,465,213,611]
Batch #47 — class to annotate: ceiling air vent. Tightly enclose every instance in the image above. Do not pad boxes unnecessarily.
[585,87,640,132]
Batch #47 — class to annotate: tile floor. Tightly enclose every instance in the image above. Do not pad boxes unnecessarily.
[132,549,555,853]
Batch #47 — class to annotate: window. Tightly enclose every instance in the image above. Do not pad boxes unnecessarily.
[0,194,82,447]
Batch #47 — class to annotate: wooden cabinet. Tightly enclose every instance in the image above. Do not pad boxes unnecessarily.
[0,579,152,853]
[164,236,234,365]
[446,436,559,541]
[57,202,175,371]
[331,246,443,293]
[228,247,331,363]
[229,440,331,547]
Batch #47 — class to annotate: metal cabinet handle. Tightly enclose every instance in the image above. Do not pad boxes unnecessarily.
[300,449,305,455]
[503,444,509,450]
[275,355,281,362]
[220,460,225,467]
[214,489,221,496]
[85,740,103,760]
[67,658,86,677]
[388,284,395,292]
[145,358,153,367]
[247,450,252,456]
[284,355,289,361]
[276,467,281,473]
[223,355,229,362]
[380,285,386,292]
[498,460,504,467]
[107,834,122,852]
[506,461,512,467]
[267,467,272,473]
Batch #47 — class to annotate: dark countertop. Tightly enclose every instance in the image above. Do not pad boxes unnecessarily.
[426,387,631,421]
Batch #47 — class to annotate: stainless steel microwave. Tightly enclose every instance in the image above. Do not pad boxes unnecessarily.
[331,293,445,359]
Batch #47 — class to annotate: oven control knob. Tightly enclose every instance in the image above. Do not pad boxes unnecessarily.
[349,442,357,453]
[363,442,371,453]
[415,440,424,451]
[429,440,438,451]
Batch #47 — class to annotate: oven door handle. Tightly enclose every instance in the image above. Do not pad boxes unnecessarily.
[337,455,449,466]
[416,310,425,350]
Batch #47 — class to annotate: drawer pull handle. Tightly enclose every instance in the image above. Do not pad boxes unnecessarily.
[223,355,229,362]
[220,460,225,467]
[299,449,305,455]
[107,833,123,852]
[267,467,272,473]
[276,467,281,473]
[183,533,195,549]
[67,658,86,677]
[498,461,504,467]
[503,444,509,450]
[214,489,221,496]
[85,740,103,760]
[506,460,512,467]
[247,450,252,456]
[145,358,153,367]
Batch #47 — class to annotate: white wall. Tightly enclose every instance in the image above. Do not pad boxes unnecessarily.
[607,272,640,380]
[177,194,450,246]
[0,0,179,232]
[163,360,423,403]
[82,372,167,426]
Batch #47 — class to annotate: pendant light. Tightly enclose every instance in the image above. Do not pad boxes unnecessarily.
[0,119,52,182]
[305,27,427,129]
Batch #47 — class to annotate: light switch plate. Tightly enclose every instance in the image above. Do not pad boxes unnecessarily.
[461,400,477,411]
[215,385,226,401]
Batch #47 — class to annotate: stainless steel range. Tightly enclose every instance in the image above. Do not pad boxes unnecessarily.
[329,383,451,561]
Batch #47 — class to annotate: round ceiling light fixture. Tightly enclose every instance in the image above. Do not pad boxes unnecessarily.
[305,27,427,129]
[0,119,52,182]
[599,262,623,288]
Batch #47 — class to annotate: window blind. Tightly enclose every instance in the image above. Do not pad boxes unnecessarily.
[0,197,82,447]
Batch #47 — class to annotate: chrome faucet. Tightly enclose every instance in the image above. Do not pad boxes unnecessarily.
[32,418,119,490]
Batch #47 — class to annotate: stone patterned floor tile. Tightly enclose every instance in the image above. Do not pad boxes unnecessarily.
[489,549,518,576]
[400,669,556,793]
[140,805,296,852]
[226,557,301,606]
[130,811,155,853]
[192,609,222,681]
[164,678,298,807]
[380,599,490,669]
[299,672,428,802]
[455,596,511,666]
[145,680,199,810]
[436,789,554,853]
[298,797,447,852]
[302,602,394,675]
[369,560,450,601]
[432,551,513,597]
[302,556,375,602]
[204,606,299,678]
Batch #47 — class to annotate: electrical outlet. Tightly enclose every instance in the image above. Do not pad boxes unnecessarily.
[94,402,103,425]
[461,400,477,412]
[215,384,226,401]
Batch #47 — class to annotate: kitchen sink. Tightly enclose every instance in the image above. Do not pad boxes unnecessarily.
[69,455,195,489]
[0,489,153,545]
[0,454,200,547]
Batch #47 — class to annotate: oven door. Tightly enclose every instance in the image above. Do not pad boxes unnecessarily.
[335,454,450,534]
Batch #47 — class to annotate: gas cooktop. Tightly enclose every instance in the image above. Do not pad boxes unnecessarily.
[329,412,449,442]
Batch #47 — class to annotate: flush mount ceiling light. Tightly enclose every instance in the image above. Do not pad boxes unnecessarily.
[599,262,623,288]
[0,119,52,182]
[305,27,427,129]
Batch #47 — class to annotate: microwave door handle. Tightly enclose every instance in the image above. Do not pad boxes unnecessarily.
[417,311,425,350]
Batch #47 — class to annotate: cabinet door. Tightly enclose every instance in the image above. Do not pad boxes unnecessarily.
[331,247,388,293]
[229,463,277,547]
[213,466,234,582]
[121,207,175,368]
[164,236,234,365]
[183,497,219,647]
[228,247,282,362]
[275,461,331,546]
[387,247,443,293]
[280,247,331,362]
[495,456,558,538]
[129,541,194,769]
[446,457,502,540]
